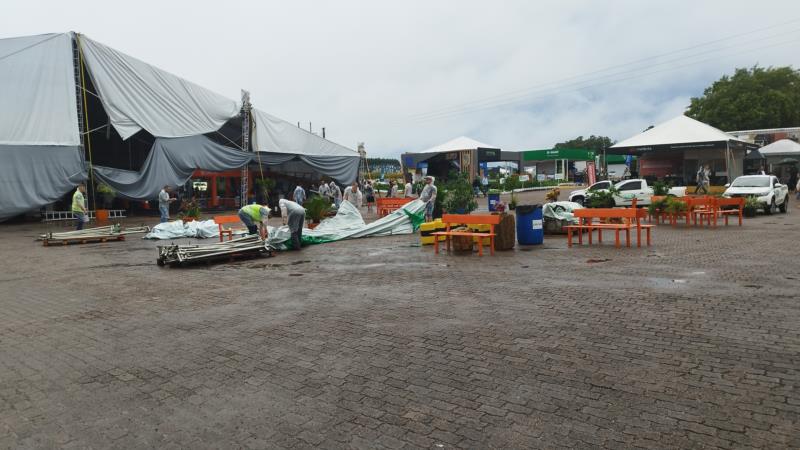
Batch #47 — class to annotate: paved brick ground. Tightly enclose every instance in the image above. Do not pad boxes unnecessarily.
[1,197,799,449]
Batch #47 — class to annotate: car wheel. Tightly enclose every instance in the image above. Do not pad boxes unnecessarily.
[764,199,776,215]
[779,196,788,213]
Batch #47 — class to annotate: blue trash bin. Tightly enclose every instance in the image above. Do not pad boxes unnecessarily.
[515,204,543,245]
[488,193,500,212]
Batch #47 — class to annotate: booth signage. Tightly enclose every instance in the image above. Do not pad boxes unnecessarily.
[477,148,501,162]
[523,148,595,161]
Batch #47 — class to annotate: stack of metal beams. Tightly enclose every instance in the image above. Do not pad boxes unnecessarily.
[39,225,150,245]
[156,235,273,266]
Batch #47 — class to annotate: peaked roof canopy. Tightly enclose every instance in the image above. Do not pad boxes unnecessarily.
[611,115,749,151]
[758,139,800,156]
[418,136,499,154]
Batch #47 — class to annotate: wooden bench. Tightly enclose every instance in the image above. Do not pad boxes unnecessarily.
[214,215,247,242]
[693,197,744,227]
[565,203,653,248]
[431,214,500,256]
[376,197,414,217]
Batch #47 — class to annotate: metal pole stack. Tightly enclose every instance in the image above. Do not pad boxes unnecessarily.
[156,235,273,267]
[40,225,150,246]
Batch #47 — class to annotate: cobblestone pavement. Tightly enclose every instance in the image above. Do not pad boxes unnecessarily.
[1,201,799,449]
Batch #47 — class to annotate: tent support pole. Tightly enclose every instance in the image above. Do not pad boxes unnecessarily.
[76,34,97,212]
[241,90,251,206]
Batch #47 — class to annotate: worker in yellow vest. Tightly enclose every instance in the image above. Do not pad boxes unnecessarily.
[72,183,88,230]
[238,203,271,239]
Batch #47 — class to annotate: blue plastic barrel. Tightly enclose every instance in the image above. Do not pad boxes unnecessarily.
[515,204,543,245]
[488,193,500,211]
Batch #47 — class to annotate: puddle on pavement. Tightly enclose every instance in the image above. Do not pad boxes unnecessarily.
[648,277,688,288]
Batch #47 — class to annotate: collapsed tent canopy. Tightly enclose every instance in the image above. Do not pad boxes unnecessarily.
[0,31,361,220]
[252,109,359,184]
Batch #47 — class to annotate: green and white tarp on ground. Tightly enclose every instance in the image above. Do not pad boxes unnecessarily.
[267,199,426,250]
[542,201,584,224]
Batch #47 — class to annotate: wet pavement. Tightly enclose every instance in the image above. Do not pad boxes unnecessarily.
[1,193,799,449]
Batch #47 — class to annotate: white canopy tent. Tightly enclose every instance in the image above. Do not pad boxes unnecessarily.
[758,139,800,156]
[418,136,499,153]
[610,115,756,184]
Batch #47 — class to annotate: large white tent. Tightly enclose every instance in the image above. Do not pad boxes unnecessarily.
[0,32,359,221]
[758,138,800,156]
[609,115,757,184]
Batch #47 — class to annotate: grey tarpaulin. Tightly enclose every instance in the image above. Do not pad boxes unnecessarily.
[0,145,87,220]
[0,33,86,221]
[79,35,240,140]
[93,135,252,200]
[252,109,360,184]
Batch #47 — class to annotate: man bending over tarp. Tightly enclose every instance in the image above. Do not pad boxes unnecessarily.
[238,203,271,239]
[279,199,306,250]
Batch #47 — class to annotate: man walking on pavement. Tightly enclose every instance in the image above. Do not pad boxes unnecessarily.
[420,176,437,222]
[279,199,306,250]
[158,185,177,223]
[72,183,88,230]
[238,203,271,239]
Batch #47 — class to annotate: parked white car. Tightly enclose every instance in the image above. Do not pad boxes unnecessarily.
[723,175,789,214]
[569,179,685,206]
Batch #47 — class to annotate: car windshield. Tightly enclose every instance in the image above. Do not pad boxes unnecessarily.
[731,177,770,188]
[588,182,608,191]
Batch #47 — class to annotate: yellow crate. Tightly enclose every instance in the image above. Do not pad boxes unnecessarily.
[419,219,446,245]
[468,223,491,245]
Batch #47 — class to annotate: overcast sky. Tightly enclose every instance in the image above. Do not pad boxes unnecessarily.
[4,1,800,157]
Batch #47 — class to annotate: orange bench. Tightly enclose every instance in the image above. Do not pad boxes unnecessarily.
[376,197,414,217]
[214,215,247,242]
[431,214,500,256]
[693,197,744,227]
[565,203,653,248]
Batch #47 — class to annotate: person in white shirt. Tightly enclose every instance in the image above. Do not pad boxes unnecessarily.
[318,182,330,199]
[389,181,399,198]
[343,182,363,208]
[293,185,306,205]
[404,181,414,198]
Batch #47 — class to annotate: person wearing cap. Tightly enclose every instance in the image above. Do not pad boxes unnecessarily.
[279,199,306,250]
[238,203,271,239]
[419,176,437,222]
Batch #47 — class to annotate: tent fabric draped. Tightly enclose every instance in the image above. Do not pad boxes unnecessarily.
[252,109,360,184]
[79,35,240,140]
[0,145,87,220]
[93,135,252,200]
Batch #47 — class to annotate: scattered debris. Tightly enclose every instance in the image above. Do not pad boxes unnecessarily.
[586,258,611,264]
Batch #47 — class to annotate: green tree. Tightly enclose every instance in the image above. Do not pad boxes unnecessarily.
[553,135,614,152]
[686,66,800,130]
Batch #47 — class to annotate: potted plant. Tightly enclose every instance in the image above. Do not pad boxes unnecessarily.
[743,196,759,217]
[178,198,201,222]
[664,197,688,216]
[509,192,518,210]
[443,174,478,214]
[255,178,276,205]
[651,180,671,196]
[97,183,116,209]
[304,195,332,228]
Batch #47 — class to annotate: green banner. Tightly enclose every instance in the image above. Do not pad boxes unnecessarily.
[522,148,595,161]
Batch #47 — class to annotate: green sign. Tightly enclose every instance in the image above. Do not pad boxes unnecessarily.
[522,148,595,161]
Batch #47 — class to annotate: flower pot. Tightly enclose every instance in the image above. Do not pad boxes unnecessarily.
[307,222,319,229]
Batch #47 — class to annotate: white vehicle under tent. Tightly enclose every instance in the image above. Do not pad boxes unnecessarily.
[0,32,359,221]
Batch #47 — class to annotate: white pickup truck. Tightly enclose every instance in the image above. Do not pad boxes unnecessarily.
[723,175,789,214]
[568,179,686,206]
